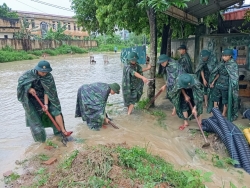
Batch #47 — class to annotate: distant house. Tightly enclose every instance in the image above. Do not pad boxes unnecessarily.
[0,17,20,39]
[16,10,89,39]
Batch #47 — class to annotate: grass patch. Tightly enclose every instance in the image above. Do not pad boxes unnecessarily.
[4,172,20,184]
[212,154,240,168]
[135,98,150,110]
[37,154,50,161]
[151,110,167,128]
[11,144,213,187]
[195,148,208,160]
[45,140,58,148]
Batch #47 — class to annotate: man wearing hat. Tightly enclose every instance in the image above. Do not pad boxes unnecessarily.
[208,49,239,121]
[195,49,217,107]
[75,82,120,131]
[158,54,185,115]
[177,44,194,74]
[168,73,203,130]
[17,60,73,142]
[122,52,151,115]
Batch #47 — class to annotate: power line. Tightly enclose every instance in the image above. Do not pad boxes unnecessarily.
[15,0,46,13]
[31,0,74,12]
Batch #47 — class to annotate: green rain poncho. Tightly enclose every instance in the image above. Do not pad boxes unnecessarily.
[168,74,204,120]
[17,69,61,142]
[207,59,239,121]
[122,62,144,107]
[178,53,194,74]
[75,82,111,130]
[195,52,217,82]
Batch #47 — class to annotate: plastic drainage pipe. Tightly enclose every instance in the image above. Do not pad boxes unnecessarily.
[202,108,250,173]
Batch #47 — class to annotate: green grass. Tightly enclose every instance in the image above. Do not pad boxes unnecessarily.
[151,110,167,128]
[45,140,58,148]
[37,154,50,161]
[135,98,150,110]
[4,172,20,184]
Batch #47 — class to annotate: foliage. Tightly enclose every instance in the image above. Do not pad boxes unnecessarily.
[0,3,18,18]
[4,172,20,184]
[44,22,72,41]
[59,150,79,169]
[135,98,150,110]
[195,148,208,160]
[212,154,239,168]
[45,140,58,148]
[37,154,50,161]
[0,49,35,63]
[116,145,212,187]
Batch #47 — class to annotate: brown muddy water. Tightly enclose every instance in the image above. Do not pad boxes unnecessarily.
[1,53,250,188]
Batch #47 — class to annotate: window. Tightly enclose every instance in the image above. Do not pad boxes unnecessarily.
[68,23,71,30]
[31,19,35,28]
[52,21,56,30]
[4,35,8,39]
[74,24,76,31]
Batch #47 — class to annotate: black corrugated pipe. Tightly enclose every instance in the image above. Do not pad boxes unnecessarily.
[202,115,241,168]
[202,108,250,173]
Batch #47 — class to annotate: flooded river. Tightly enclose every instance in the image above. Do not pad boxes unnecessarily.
[0,53,250,187]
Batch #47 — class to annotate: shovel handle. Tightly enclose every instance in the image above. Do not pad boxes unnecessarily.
[187,101,209,143]
[32,94,62,132]
[108,121,119,129]
[145,90,163,110]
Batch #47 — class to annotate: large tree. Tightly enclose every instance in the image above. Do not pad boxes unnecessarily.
[71,0,191,101]
[0,3,18,19]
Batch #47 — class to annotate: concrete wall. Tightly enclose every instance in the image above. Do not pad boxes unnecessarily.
[0,39,97,50]
[171,38,195,61]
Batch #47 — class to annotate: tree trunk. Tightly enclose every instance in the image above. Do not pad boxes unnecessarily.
[167,28,172,57]
[158,23,170,74]
[146,8,157,106]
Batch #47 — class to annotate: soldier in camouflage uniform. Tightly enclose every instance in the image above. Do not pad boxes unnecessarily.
[177,44,194,74]
[17,60,72,142]
[122,52,151,115]
[168,73,204,130]
[75,82,120,131]
[157,54,185,115]
[195,50,217,107]
[208,49,239,121]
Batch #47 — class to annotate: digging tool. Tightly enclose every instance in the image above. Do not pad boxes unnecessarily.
[144,90,163,110]
[106,114,119,129]
[32,94,68,146]
[187,101,210,148]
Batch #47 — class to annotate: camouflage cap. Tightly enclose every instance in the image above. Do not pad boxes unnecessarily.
[178,73,195,89]
[127,52,139,61]
[200,50,210,58]
[157,54,170,64]
[222,49,233,56]
[109,83,120,94]
[35,60,52,72]
[177,44,187,50]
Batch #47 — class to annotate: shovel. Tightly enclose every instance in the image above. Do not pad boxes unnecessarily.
[144,90,163,110]
[187,101,210,148]
[32,94,68,146]
[106,114,119,129]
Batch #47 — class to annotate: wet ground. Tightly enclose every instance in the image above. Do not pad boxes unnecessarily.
[1,53,250,187]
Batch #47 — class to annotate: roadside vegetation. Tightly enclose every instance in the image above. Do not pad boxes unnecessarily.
[6,144,212,188]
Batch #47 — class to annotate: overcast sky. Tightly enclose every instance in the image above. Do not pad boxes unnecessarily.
[1,0,250,17]
[1,0,75,16]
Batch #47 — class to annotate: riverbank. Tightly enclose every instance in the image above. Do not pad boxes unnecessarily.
[0,54,249,187]
[0,43,128,63]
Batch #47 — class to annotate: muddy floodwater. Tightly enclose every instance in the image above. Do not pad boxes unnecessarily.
[1,53,250,187]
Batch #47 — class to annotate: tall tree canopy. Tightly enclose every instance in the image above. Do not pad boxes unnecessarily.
[0,3,18,19]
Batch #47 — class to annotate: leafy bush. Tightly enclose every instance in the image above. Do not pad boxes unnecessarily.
[0,50,35,63]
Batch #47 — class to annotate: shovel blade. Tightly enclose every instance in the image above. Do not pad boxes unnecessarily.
[202,142,210,148]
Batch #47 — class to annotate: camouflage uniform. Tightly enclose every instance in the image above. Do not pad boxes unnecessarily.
[122,63,144,107]
[164,59,185,99]
[75,82,111,130]
[178,53,194,74]
[208,59,239,121]
[195,52,217,95]
[17,69,61,142]
[168,74,204,120]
